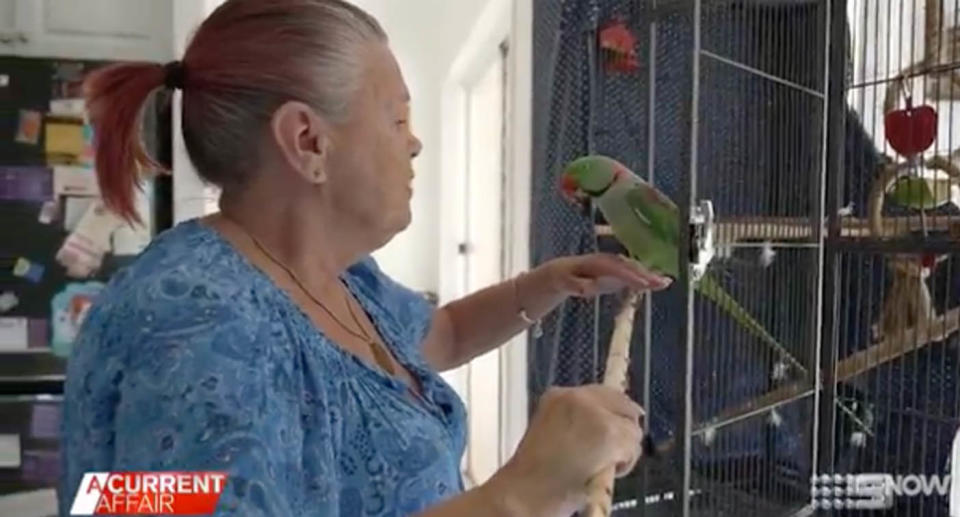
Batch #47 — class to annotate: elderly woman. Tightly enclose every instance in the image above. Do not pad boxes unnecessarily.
[58,0,670,515]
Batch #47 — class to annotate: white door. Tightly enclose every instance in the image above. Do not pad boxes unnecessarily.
[439,0,532,490]
[10,0,173,62]
[0,0,19,34]
[461,43,508,487]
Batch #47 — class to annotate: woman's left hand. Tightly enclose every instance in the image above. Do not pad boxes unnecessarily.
[535,253,673,299]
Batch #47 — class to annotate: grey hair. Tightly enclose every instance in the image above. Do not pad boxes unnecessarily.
[179,0,388,187]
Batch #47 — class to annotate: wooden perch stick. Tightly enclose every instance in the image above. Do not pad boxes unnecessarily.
[596,215,960,244]
[697,305,960,433]
[583,290,642,517]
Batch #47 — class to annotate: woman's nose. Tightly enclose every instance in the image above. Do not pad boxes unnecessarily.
[410,135,423,159]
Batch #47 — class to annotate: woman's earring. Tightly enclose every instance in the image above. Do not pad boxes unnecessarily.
[313,168,326,183]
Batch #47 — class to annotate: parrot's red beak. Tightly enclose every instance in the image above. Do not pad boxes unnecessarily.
[559,173,586,206]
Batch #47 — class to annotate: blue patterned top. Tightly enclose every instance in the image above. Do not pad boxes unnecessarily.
[59,219,468,516]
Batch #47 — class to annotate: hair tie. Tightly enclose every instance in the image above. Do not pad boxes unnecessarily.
[163,60,185,90]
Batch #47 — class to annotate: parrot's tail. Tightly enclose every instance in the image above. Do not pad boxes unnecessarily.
[695,273,806,374]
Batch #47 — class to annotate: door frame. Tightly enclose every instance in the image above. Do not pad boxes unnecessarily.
[439,0,533,471]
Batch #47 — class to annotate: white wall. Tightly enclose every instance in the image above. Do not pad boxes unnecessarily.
[171,0,223,224]
[352,0,491,293]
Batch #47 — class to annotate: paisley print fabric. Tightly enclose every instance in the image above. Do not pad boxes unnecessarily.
[59,219,467,516]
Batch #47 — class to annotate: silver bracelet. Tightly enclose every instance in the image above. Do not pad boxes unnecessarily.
[513,273,544,339]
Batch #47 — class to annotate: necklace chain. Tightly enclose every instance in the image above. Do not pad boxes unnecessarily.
[222,216,398,376]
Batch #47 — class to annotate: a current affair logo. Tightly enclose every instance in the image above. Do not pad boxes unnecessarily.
[69,471,228,515]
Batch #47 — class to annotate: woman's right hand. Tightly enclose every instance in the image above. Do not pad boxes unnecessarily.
[483,385,645,517]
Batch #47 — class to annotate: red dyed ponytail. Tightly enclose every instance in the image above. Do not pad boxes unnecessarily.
[83,63,167,224]
[79,0,387,224]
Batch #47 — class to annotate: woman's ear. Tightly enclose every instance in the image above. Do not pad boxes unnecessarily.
[270,101,331,185]
[312,136,332,184]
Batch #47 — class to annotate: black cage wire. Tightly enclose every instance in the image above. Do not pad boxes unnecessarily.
[530,0,960,516]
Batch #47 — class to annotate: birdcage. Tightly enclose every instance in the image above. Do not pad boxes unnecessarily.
[531,0,960,516]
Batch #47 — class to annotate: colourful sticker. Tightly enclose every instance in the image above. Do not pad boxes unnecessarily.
[0,291,18,312]
[50,282,104,357]
[12,257,45,283]
[15,109,42,145]
[81,123,95,168]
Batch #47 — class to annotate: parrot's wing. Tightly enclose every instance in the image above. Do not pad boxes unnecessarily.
[597,182,680,277]
[625,186,680,246]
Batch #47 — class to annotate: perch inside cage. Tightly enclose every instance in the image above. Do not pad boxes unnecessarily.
[692,53,960,435]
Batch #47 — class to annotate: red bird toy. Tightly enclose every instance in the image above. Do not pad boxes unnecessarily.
[599,20,639,73]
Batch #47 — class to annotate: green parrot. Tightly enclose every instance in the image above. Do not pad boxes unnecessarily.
[887,174,960,210]
[560,154,804,374]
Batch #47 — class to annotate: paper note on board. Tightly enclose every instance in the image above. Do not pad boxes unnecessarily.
[50,98,86,118]
[0,167,53,202]
[57,201,124,278]
[0,435,20,468]
[54,166,98,197]
[0,317,28,350]
[0,489,58,517]
[45,121,85,160]
[64,196,96,232]
[112,223,151,256]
